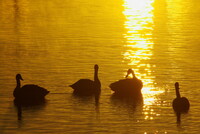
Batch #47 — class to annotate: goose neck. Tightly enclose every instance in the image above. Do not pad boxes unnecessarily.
[94,69,99,82]
[16,78,21,89]
[175,87,181,98]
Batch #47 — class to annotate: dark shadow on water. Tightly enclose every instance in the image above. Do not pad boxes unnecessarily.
[72,92,100,105]
[14,99,48,121]
[72,93,95,102]
[94,92,101,115]
[71,92,101,114]
[14,98,47,107]
[174,111,190,127]
[110,93,143,114]
[176,112,181,125]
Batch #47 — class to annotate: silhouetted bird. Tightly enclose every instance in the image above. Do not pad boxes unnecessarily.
[172,82,190,113]
[70,64,101,96]
[109,69,143,97]
[13,74,49,105]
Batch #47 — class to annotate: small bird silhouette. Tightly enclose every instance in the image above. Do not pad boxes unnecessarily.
[172,82,190,113]
[13,74,49,105]
[109,69,143,97]
[172,82,190,123]
[70,64,101,96]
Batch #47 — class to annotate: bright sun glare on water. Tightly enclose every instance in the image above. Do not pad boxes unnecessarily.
[123,0,165,120]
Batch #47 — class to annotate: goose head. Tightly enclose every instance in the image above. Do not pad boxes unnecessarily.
[175,82,181,98]
[14,74,23,96]
[175,82,179,89]
[94,64,99,70]
[125,69,135,78]
[16,74,23,81]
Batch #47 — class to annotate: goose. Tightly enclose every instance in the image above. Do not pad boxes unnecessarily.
[172,82,190,113]
[109,69,143,96]
[13,74,49,105]
[70,64,101,96]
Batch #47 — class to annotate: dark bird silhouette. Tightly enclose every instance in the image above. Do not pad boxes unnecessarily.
[109,69,143,97]
[172,82,190,123]
[13,74,49,105]
[70,64,101,97]
[172,82,190,113]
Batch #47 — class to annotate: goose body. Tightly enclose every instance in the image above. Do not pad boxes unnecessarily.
[70,64,101,96]
[13,74,49,105]
[172,82,190,113]
[70,79,96,95]
[109,69,143,96]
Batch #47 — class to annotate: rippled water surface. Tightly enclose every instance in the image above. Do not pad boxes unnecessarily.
[0,0,200,133]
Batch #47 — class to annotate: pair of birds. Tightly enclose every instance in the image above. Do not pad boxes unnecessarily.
[70,65,143,97]
[13,64,190,115]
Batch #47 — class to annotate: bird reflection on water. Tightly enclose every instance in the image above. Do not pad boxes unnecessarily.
[70,94,100,119]
[16,102,47,121]
[111,93,143,106]
[110,93,143,118]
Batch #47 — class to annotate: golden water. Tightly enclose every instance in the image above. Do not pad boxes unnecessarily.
[0,0,200,133]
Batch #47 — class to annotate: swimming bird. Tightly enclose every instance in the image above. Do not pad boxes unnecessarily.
[172,82,190,113]
[13,74,49,105]
[70,64,101,96]
[109,69,143,97]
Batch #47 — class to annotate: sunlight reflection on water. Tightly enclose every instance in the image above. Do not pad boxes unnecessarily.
[123,0,165,121]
